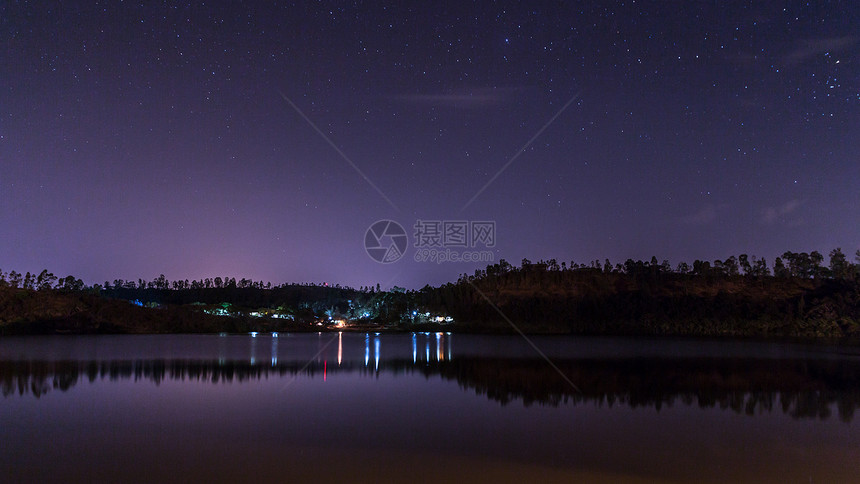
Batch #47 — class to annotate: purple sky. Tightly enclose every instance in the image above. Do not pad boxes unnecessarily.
[2,2,858,289]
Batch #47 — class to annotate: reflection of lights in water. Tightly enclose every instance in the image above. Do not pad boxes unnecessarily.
[425,336,430,362]
[447,333,452,360]
[337,332,343,366]
[218,334,226,363]
[324,360,327,382]
[364,334,370,367]
[271,336,278,367]
[436,332,443,361]
[374,335,380,371]
[412,333,417,363]
[250,334,256,366]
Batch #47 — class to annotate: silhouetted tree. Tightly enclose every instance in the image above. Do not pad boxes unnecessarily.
[810,251,826,278]
[773,257,789,278]
[829,248,851,279]
[23,272,34,290]
[8,271,22,288]
[692,260,711,276]
[739,254,751,275]
[154,274,168,290]
[751,257,770,277]
[724,256,739,276]
[36,270,57,290]
[782,252,814,278]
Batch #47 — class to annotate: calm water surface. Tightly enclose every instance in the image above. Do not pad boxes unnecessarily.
[2,333,859,483]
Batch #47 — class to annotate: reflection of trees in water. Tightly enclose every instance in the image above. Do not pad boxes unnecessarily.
[424,358,860,422]
[2,357,859,421]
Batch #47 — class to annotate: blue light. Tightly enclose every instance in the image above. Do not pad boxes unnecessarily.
[374,336,380,371]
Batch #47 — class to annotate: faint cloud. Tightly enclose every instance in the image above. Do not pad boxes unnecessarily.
[782,36,856,65]
[681,204,720,225]
[761,199,803,225]
[392,87,520,108]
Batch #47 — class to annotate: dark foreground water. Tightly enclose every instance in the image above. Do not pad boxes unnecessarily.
[2,333,859,483]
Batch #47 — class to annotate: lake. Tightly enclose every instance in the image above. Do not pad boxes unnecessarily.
[2,333,859,483]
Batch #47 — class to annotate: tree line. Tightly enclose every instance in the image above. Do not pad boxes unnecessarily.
[0,270,85,291]
[455,247,860,284]
[3,247,859,336]
[0,270,382,294]
[398,248,860,336]
[3,248,856,294]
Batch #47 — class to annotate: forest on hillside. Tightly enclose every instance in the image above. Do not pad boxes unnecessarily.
[413,250,860,336]
[1,248,859,337]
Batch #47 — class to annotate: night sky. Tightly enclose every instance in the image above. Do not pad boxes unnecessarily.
[2,1,858,289]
